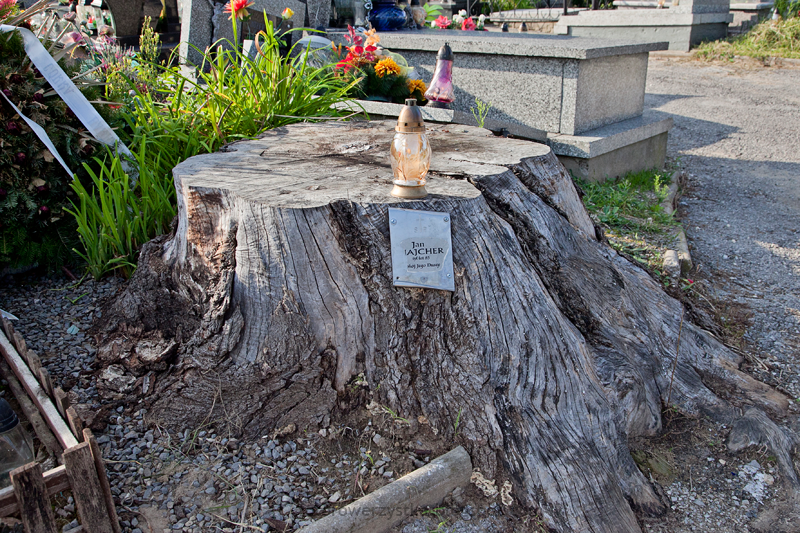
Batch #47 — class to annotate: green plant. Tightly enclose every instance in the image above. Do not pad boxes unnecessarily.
[453,407,463,438]
[775,0,800,18]
[0,11,114,271]
[471,97,492,128]
[72,15,356,279]
[423,3,444,21]
[695,17,800,61]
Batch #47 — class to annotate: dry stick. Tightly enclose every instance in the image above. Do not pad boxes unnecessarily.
[666,307,685,410]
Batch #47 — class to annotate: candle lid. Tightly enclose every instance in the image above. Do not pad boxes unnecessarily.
[396,99,426,133]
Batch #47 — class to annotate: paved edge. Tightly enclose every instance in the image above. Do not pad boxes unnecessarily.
[297,446,473,533]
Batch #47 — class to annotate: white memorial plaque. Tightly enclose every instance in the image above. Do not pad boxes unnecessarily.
[389,207,455,292]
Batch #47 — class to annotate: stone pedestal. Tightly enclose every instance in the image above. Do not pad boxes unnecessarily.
[331,30,671,179]
[105,0,144,38]
[553,6,734,51]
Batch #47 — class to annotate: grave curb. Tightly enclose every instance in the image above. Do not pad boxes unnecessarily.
[661,171,693,278]
[297,446,472,533]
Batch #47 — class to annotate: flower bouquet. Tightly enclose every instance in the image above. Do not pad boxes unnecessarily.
[335,26,427,104]
[431,10,487,31]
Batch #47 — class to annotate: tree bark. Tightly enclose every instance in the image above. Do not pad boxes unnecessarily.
[93,121,797,533]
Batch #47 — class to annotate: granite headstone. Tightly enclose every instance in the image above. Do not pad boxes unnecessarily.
[105,0,144,37]
[179,0,214,66]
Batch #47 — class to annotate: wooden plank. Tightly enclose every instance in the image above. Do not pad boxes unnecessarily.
[27,350,42,385]
[0,315,11,339]
[0,330,77,450]
[63,443,115,532]
[83,429,121,533]
[10,462,58,533]
[53,388,69,420]
[66,407,84,443]
[0,466,69,517]
[11,331,27,362]
[38,367,53,399]
[0,360,62,461]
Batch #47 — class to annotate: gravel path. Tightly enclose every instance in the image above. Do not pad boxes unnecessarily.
[1,56,799,533]
[641,57,800,532]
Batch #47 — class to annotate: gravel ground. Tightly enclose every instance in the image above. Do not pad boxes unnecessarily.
[1,56,799,533]
[641,56,800,532]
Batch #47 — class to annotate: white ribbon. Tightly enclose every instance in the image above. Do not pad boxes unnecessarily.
[0,24,133,176]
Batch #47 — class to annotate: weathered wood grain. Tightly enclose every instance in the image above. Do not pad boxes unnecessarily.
[0,466,69,517]
[10,463,58,533]
[0,331,78,450]
[83,428,122,533]
[63,442,115,532]
[92,121,798,533]
[0,360,62,460]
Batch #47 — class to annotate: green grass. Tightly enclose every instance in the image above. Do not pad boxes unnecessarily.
[577,168,678,273]
[695,17,800,61]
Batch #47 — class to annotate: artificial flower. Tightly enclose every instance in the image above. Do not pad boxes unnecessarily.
[478,13,486,22]
[434,15,450,29]
[407,78,426,95]
[462,17,476,30]
[365,28,380,46]
[374,57,401,78]
[458,9,468,17]
[452,14,463,25]
[281,7,294,19]
[430,20,437,28]
[224,0,254,20]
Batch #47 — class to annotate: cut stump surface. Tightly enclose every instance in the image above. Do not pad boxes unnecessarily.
[94,121,798,533]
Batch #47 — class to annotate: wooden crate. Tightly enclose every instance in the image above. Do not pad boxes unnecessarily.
[0,317,121,533]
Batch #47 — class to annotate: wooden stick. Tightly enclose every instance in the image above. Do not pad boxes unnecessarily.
[26,349,42,384]
[0,315,11,339]
[38,367,54,399]
[0,330,77,450]
[0,360,62,460]
[53,388,70,420]
[83,428,121,533]
[11,331,27,362]
[63,442,115,532]
[10,462,58,533]
[0,465,69,516]
[66,407,84,443]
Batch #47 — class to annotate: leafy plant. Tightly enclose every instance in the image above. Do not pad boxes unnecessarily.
[0,7,115,271]
[453,407,463,438]
[775,0,800,19]
[423,3,444,21]
[471,97,492,128]
[71,14,356,278]
[695,17,800,60]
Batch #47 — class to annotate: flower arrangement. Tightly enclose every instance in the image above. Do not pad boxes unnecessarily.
[335,26,426,104]
[430,10,486,30]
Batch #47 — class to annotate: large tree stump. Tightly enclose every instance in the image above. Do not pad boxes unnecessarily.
[94,121,798,533]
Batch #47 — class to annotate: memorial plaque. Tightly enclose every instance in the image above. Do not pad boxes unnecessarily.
[389,207,455,291]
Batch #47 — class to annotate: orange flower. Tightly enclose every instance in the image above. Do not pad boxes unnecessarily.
[364,28,380,47]
[407,79,426,95]
[374,57,401,78]
[224,0,254,20]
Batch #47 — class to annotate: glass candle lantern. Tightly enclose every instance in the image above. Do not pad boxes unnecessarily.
[424,43,454,109]
[390,99,432,199]
[0,399,34,488]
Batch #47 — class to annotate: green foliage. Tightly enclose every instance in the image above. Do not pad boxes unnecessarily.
[356,64,413,104]
[423,3,444,21]
[471,97,492,128]
[0,27,113,270]
[775,0,800,18]
[72,16,356,279]
[578,168,674,233]
[695,18,800,60]
[102,17,161,102]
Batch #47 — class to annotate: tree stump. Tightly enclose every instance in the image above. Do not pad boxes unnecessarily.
[94,121,798,533]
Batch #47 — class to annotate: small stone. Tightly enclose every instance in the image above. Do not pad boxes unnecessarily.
[328,491,341,503]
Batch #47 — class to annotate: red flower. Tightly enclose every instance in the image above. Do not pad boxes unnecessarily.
[224,0,254,20]
[435,15,450,29]
[353,45,364,55]
[462,17,476,31]
[5,121,19,134]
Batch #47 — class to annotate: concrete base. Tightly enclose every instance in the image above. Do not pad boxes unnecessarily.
[335,99,548,142]
[729,2,773,33]
[548,111,673,181]
[554,10,734,51]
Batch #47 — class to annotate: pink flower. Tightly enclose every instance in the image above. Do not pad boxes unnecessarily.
[462,17,476,30]
[435,15,450,29]
[224,0,254,20]
[0,0,16,11]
